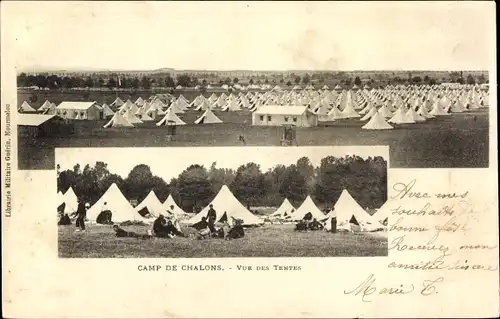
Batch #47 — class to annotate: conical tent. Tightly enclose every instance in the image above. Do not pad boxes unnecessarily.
[135,190,167,217]
[87,183,147,223]
[377,104,393,118]
[40,100,52,111]
[429,101,450,116]
[328,106,345,120]
[139,112,154,121]
[135,97,145,106]
[123,109,143,124]
[63,187,78,213]
[333,189,380,231]
[103,111,134,128]
[388,107,415,124]
[163,195,188,218]
[371,200,391,225]
[340,99,360,118]
[360,107,377,121]
[110,97,125,108]
[168,101,186,114]
[156,108,186,126]
[406,107,426,122]
[270,198,296,217]
[19,101,36,112]
[289,195,325,221]
[362,111,393,130]
[194,109,223,124]
[101,103,115,118]
[184,185,263,226]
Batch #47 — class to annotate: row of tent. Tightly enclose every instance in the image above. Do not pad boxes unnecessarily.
[58,182,389,232]
[20,84,489,130]
[57,184,188,223]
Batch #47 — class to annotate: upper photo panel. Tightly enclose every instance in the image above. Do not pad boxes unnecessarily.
[12,2,493,170]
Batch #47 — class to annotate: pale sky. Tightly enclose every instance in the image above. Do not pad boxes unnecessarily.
[2,1,495,71]
[56,146,388,182]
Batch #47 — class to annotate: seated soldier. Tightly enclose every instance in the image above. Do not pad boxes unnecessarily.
[153,214,170,238]
[164,220,186,238]
[58,213,72,226]
[295,220,308,231]
[226,219,245,240]
[191,216,209,231]
[309,218,324,231]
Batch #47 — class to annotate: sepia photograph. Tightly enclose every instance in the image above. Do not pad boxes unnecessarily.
[56,146,389,258]
[14,2,491,170]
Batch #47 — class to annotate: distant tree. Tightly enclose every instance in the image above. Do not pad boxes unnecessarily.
[466,74,476,85]
[97,78,105,88]
[294,76,301,84]
[477,74,486,84]
[140,76,150,89]
[279,165,307,204]
[302,74,310,84]
[123,164,156,202]
[286,80,292,86]
[354,76,362,86]
[429,78,437,85]
[176,164,213,212]
[176,74,191,87]
[296,156,315,191]
[84,77,94,88]
[219,79,224,85]
[131,77,140,89]
[279,78,284,84]
[17,72,27,87]
[231,163,266,207]
[423,75,430,84]
[249,78,254,85]
[264,79,269,84]
[412,76,422,84]
[107,78,117,88]
[233,77,239,84]
[202,79,207,86]
[164,76,175,88]
[224,77,232,84]
[208,162,235,196]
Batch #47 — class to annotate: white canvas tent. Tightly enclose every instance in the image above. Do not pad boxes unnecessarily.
[87,183,147,223]
[60,187,78,213]
[184,185,263,226]
[289,195,325,221]
[362,111,394,130]
[330,189,380,231]
[103,111,134,128]
[101,103,115,118]
[123,109,143,124]
[194,109,223,124]
[163,195,188,218]
[19,101,36,112]
[156,109,186,126]
[270,198,296,218]
[135,190,167,217]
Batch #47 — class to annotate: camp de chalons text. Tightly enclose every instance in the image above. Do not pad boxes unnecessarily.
[138,264,302,271]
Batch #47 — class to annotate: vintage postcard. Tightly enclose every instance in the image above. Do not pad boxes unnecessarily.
[1,1,498,318]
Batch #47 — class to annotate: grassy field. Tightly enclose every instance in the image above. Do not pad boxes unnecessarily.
[19,108,489,169]
[58,223,388,258]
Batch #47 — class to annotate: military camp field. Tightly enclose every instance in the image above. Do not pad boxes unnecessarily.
[20,108,489,170]
[58,223,388,258]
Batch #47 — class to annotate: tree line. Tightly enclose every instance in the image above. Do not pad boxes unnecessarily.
[18,71,488,90]
[57,155,387,213]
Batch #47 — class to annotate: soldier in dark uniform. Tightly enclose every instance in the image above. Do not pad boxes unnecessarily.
[206,204,217,233]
